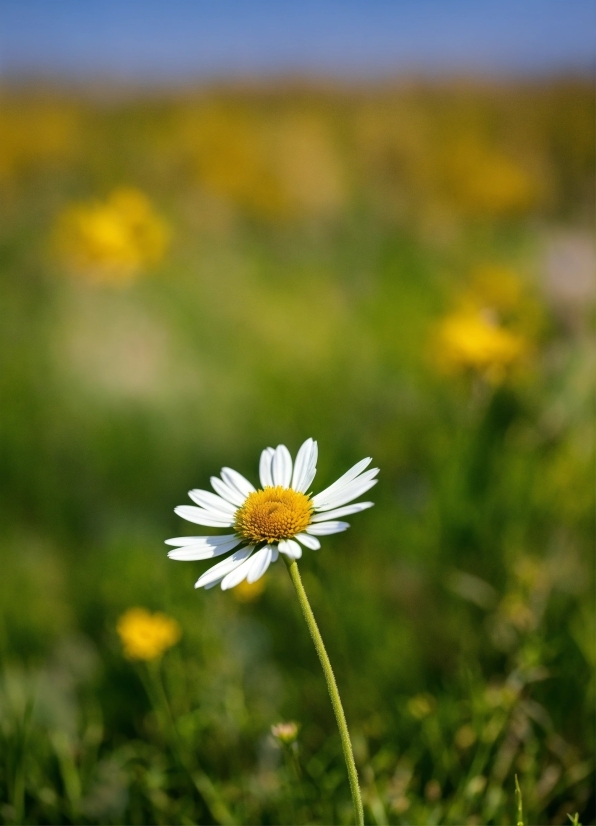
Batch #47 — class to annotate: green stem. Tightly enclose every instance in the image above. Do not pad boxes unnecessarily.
[284,557,364,826]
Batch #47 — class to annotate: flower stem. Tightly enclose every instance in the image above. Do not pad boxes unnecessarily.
[284,557,364,826]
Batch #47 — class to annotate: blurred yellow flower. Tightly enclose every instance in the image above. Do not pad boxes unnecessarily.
[232,577,266,603]
[55,187,170,284]
[176,105,345,222]
[117,607,181,661]
[444,139,540,217]
[433,307,527,384]
[0,100,80,182]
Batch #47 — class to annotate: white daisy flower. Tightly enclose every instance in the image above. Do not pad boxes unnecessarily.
[166,439,378,592]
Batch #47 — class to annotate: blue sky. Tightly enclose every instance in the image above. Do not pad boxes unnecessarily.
[0,0,594,82]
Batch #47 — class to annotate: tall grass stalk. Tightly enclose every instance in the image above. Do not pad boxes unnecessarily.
[11,697,33,826]
[515,774,523,826]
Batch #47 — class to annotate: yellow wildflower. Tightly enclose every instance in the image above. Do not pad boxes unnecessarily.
[232,577,266,603]
[177,105,344,222]
[0,100,79,182]
[434,307,527,384]
[117,607,181,661]
[443,138,540,217]
[55,187,170,284]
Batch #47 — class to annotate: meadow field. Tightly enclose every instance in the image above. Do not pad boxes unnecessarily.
[0,77,594,824]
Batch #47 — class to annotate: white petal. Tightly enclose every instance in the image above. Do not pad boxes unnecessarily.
[259,447,275,488]
[165,533,240,547]
[311,501,374,521]
[168,536,242,560]
[270,546,279,563]
[295,532,321,550]
[175,506,234,527]
[220,555,254,590]
[301,440,318,492]
[278,538,302,559]
[306,521,350,535]
[311,458,373,507]
[291,438,314,491]
[210,476,246,507]
[195,546,253,589]
[165,534,240,547]
[221,467,256,498]
[188,489,237,515]
[301,465,317,493]
[272,445,292,487]
[247,545,274,583]
[313,476,378,511]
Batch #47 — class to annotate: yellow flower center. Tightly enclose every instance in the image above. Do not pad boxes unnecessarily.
[234,486,312,544]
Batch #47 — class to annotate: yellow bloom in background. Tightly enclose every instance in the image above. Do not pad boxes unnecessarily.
[55,187,170,284]
[442,138,541,217]
[117,607,181,661]
[232,577,266,603]
[431,266,536,384]
[434,307,527,384]
[0,99,80,183]
[175,104,345,222]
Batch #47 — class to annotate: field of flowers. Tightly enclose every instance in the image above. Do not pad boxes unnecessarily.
[0,78,594,825]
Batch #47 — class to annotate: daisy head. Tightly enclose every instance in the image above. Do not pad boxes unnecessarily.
[166,439,378,592]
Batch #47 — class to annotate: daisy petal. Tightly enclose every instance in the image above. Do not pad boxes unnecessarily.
[247,545,274,583]
[312,467,378,505]
[165,534,239,547]
[221,555,255,590]
[272,445,292,487]
[306,521,350,536]
[168,536,242,560]
[301,465,317,493]
[221,467,256,498]
[210,476,245,507]
[174,506,234,527]
[295,532,321,550]
[302,440,318,492]
[278,538,302,559]
[311,457,373,507]
[291,438,314,491]
[311,501,374,521]
[259,447,275,488]
[188,489,237,515]
[270,546,279,563]
[195,546,253,589]
[313,476,378,511]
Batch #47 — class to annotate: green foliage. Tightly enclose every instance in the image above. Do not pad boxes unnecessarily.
[0,79,593,824]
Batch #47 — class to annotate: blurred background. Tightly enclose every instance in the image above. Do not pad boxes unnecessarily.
[0,2,594,824]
